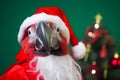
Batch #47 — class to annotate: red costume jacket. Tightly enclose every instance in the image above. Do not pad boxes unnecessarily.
[0,49,44,80]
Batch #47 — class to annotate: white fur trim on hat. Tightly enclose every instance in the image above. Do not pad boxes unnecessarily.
[70,42,86,60]
[18,12,70,44]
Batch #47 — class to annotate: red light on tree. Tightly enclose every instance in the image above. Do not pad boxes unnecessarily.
[117,60,120,65]
[111,59,117,66]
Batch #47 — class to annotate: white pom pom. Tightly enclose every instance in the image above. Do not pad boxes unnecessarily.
[70,42,86,60]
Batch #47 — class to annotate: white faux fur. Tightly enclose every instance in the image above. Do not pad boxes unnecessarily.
[29,55,82,80]
[71,42,86,60]
[18,12,70,44]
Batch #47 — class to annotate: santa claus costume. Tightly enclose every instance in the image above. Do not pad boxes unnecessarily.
[0,7,86,80]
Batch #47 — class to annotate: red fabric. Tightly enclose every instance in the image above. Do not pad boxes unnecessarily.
[35,7,79,46]
[0,49,44,80]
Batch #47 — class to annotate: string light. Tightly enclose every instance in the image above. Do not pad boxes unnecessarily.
[114,52,119,59]
[94,24,99,29]
[111,59,117,65]
[111,52,120,66]
[91,69,96,74]
[88,32,95,38]
[118,60,120,65]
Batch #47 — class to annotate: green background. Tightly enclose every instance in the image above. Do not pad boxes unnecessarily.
[0,0,120,75]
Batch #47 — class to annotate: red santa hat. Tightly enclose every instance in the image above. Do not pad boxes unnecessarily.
[18,7,86,60]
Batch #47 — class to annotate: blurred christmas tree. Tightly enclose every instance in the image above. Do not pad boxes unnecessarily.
[79,14,120,80]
